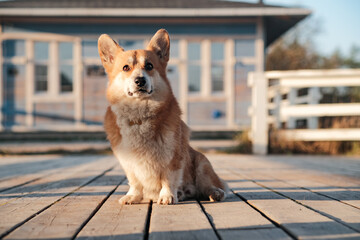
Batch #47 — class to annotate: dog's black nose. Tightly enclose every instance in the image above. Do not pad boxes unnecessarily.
[135,77,146,87]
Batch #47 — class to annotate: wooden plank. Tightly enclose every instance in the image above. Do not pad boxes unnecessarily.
[242,155,360,207]
[254,169,360,209]
[5,168,125,239]
[211,154,360,209]
[200,193,274,230]
[219,170,360,240]
[295,181,360,209]
[0,156,117,237]
[0,155,61,181]
[77,182,149,240]
[261,155,360,185]
[0,155,61,191]
[210,154,360,186]
[200,193,291,239]
[0,155,105,192]
[149,201,217,240]
[0,156,115,205]
[241,171,360,232]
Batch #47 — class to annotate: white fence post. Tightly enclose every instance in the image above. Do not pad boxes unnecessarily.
[287,88,296,129]
[308,87,320,129]
[249,72,268,155]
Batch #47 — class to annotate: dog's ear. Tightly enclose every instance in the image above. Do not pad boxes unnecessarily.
[98,34,124,72]
[147,29,170,65]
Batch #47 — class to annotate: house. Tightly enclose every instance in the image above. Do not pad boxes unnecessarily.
[0,0,311,133]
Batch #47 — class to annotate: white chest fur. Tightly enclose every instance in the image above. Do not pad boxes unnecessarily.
[110,102,176,172]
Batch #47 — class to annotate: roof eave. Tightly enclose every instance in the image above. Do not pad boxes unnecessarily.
[0,7,311,17]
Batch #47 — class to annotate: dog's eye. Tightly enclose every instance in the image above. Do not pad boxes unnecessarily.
[145,63,153,71]
[123,65,131,72]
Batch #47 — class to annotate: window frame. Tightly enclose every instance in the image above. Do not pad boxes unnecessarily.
[0,33,82,129]
[180,35,257,130]
[33,41,50,94]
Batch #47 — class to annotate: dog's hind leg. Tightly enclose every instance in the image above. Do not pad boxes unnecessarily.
[192,148,228,201]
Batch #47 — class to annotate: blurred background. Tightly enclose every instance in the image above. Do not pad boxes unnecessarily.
[0,0,359,155]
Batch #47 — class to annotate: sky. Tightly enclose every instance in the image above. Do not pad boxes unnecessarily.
[0,0,358,57]
[243,0,360,57]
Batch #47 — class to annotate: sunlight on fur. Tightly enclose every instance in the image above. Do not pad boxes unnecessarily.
[98,29,228,205]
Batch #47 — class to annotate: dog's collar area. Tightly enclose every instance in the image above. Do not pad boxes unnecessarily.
[128,119,142,126]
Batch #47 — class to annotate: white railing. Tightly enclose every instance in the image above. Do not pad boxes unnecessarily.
[248,69,360,155]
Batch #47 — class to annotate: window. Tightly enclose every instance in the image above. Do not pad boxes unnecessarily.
[211,42,225,93]
[234,63,255,126]
[118,40,144,50]
[2,63,26,127]
[34,42,49,93]
[2,40,25,58]
[167,65,179,99]
[170,40,179,59]
[235,39,255,57]
[86,65,105,77]
[297,88,309,97]
[168,40,180,99]
[187,42,201,93]
[188,101,226,126]
[35,65,48,92]
[233,38,256,127]
[82,40,98,58]
[59,42,73,92]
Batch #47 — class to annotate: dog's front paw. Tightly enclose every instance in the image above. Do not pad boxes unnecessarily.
[157,192,177,205]
[119,195,143,205]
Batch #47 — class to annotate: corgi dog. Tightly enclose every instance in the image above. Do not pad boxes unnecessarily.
[98,29,227,205]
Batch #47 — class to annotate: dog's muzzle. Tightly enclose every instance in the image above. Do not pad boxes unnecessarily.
[127,77,153,97]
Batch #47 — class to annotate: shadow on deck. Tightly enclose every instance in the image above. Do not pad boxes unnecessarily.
[0,154,359,239]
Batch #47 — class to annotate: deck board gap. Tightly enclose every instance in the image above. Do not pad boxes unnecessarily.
[224,226,276,231]
[72,176,127,240]
[231,190,298,240]
[143,200,153,240]
[0,165,116,239]
[244,176,360,234]
[259,172,360,211]
[298,185,360,211]
[0,177,42,193]
[197,199,223,240]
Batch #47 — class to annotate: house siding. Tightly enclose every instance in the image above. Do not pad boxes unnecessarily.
[1,21,259,131]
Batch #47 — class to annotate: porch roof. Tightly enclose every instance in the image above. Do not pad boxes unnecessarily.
[0,0,311,46]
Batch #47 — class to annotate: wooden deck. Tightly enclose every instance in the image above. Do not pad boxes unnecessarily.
[0,153,359,239]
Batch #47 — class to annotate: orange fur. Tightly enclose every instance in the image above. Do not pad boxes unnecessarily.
[99,29,228,205]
